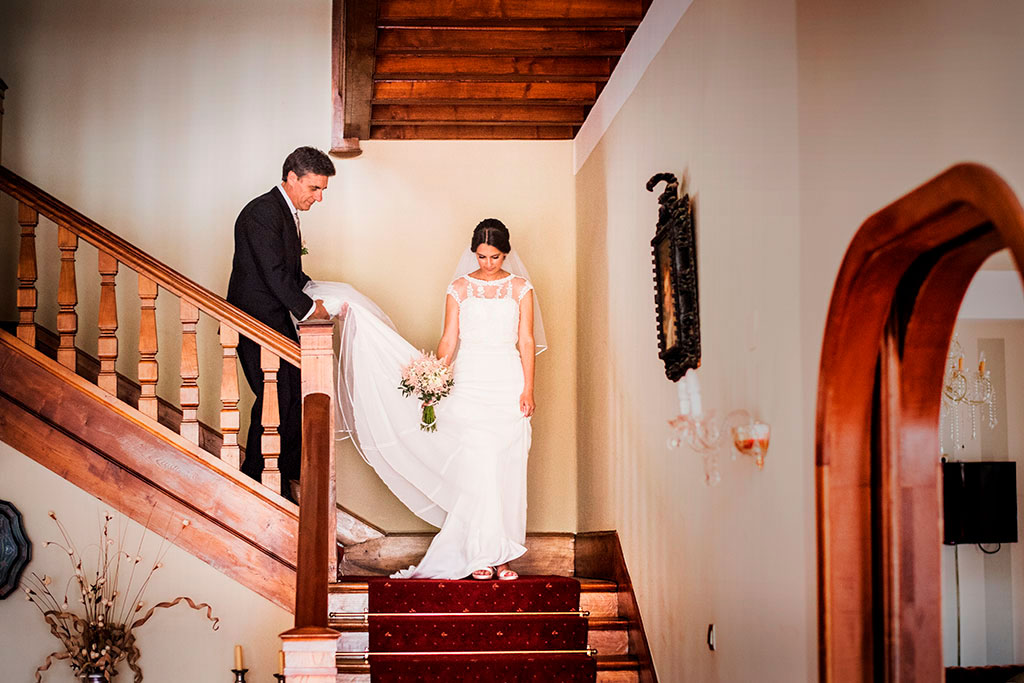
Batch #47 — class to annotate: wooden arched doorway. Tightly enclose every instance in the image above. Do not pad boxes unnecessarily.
[817,164,1024,681]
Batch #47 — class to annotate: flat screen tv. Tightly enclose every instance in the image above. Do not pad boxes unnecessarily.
[942,461,1018,545]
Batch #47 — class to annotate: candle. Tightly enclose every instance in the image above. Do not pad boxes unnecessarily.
[979,353,986,374]
[279,650,285,675]
[676,379,690,416]
[234,644,243,670]
[685,369,703,417]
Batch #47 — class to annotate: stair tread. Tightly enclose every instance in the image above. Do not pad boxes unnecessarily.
[335,654,637,672]
[329,616,628,633]
[329,577,618,593]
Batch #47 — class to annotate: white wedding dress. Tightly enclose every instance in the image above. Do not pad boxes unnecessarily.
[303,273,534,579]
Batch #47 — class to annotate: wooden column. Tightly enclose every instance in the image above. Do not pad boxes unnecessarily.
[16,203,38,347]
[299,320,338,582]
[97,252,119,394]
[260,348,282,491]
[282,336,340,681]
[219,325,241,469]
[179,299,200,444]
[138,274,159,419]
[56,226,78,371]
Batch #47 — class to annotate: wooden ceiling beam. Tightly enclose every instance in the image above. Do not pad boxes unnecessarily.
[376,73,607,83]
[332,0,379,157]
[375,55,613,78]
[372,104,586,124]
[378,0,644,21]
[371,124,575,140]
[376,28,626,56]
[373,80,597,102]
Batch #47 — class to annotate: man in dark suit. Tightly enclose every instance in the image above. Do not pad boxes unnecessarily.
[227,146,335,501]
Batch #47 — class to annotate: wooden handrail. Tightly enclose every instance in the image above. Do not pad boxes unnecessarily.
[0,165,300,367]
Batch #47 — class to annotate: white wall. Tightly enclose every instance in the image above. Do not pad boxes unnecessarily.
[577,0,1024,679]
[0,0,578,533]
[797,2,1024,668]
[575,1,808,680]
[0,442,292,681]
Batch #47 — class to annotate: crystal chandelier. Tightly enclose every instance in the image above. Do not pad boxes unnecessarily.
[941,334,997,450]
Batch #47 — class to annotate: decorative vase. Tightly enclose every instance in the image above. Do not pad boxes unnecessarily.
[86,674,108,683]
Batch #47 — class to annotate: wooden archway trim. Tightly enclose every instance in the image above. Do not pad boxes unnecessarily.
[817,163,1024,681]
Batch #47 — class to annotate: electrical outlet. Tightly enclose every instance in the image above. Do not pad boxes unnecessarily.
[707,623,716,651]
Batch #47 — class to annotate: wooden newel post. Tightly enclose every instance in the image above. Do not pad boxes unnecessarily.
[280,320,338,683]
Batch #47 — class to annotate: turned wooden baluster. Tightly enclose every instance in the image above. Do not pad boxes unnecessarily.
[260,348,282,491]
[16,203,38,347]
[97,252,119,394]
[138,275,159,419]
[179,299,200,444]
[219,325,241,468]
[56,226,78,371]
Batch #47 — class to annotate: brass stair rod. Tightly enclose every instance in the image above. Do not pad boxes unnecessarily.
[330,610,589,619]
[338,648,599,661]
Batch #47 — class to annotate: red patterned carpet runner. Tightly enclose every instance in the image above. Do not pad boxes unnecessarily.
[365,576,596,682]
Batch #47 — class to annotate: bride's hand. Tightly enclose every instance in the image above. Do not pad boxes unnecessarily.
[519,392,535,418]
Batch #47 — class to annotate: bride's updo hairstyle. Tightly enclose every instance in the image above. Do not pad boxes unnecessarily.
[471,218,512,254]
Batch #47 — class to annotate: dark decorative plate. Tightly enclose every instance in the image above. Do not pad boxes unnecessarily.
[0,500,31,599]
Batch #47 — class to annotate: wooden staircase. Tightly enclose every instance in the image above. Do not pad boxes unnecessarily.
[0,83,656,681]
[328,578,640,682]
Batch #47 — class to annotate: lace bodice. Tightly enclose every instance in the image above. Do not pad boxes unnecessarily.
[446,273,533,348]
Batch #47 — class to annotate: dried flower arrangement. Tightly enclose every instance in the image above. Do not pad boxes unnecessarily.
[21,510,219,682]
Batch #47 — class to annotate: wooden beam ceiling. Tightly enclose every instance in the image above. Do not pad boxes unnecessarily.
[332,0,650,151]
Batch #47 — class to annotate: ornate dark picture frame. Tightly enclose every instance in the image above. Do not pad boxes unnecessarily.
[0,500,31,599]
[647,173,701,381]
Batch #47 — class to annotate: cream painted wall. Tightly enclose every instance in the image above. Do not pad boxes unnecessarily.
[797,1,1024,669]
[578,0,1024,679]
[575,1,808,681]
[0,0,577,533]
[0,442,293,681]
[796,0,1024,498]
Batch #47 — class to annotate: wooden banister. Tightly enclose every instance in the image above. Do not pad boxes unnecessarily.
[0,165,300,367]
[281,319,339,682]
[16,202,37,347]
[138,274,159,419]
[56,226,78,371]
[97,252,119,394]
[219,325,242,468]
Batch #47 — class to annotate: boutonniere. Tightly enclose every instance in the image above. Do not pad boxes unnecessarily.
[301,240,309,256]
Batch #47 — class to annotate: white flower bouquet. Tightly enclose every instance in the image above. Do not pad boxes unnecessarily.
[399,352,454,432]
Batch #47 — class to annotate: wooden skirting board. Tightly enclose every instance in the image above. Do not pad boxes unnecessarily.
[576,531,658,683]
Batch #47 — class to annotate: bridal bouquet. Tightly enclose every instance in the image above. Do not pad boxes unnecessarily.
[23,511,219,682]
[399,352,454,432]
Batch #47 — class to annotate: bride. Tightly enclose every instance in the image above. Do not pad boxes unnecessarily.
[304,219,546,580]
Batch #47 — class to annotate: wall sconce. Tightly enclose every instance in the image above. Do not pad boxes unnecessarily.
[667,369,771,486]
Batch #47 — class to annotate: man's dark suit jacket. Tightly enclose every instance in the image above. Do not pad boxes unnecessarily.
[227,186,313,497]
[227,187,313,340]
